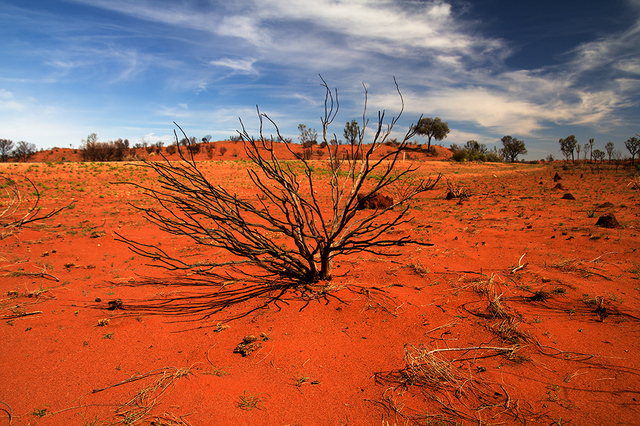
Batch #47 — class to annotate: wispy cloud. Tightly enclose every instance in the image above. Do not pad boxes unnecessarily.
[0,89,25,112]
[1,0,638,153]
[209,58,258,75]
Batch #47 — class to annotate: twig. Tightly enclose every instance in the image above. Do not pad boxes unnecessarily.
[253,344,274,365]
[92,367,181,393]
[511,253,527,273]
[426,345,518,356]
[2,310,42,319]
[206,343,219,366]
[0,400,12,426]
[425,321,458,335]
[588,252,616,263]
[6,271,59,281]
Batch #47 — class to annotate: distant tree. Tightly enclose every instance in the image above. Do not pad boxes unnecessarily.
[0,139,14,162]
[575,144,581,162]
[204,143,216,159]
[343,120,362,160]
[202,135,212,143]
[413,117,449,151]
[500,135,527,162]
[80,133,129,161]
[464,140,487,154]
[593,149,605,162]
[593,149,605,163]
[582,140,590,162]
[605,142,615,163]
[486,146,502,162]
[625,136,640,165]
[83,133,98,146]
[186,137,201,155]
[588,138,595,162]
[343,119,360,147]
[166,144,177,155]
[559,135,577,162]
[545,154,555,162]
[451,140,492,162]
[13,141,36,162]
[298,124,318,147]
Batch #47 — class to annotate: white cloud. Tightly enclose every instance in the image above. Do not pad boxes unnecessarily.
[6,0,639,154]
[0,89,24,112]
[210,58,258,75]
[616,58,640,74]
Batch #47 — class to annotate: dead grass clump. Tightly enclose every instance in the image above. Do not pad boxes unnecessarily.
[487,293,510,319]
[87,366,194,425]
[485,276,513,319]
[444,180,469,201]
[407,262,430,277]
[488,318,531,346]
[374,344,520,424]
[551,258,611,280]
[584,295,610,322]
[528,290,550,302]
[454,273,502,297]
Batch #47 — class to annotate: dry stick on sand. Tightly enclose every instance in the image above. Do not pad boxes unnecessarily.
[511,253,527,273]
[0,175,74,230]
[0,261,60,282]
[0,400,12,426]
[1,310,42,320]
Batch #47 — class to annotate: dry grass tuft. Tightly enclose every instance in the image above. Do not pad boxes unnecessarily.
[445,179,469,201]
[375,343,520,424]
[85,366,195,425]
[551,258,611,280]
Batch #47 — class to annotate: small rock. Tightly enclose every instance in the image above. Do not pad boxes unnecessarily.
[561,193,575,200]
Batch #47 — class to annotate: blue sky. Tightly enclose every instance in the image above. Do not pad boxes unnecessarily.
[1,0,639,160]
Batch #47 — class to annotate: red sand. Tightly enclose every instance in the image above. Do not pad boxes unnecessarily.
[1,153,639,425]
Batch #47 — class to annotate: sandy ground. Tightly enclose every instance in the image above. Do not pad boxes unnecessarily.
[1,151,639,425]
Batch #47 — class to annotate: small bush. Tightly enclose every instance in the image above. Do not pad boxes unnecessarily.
[81,138,129,161]
[165,144,177,155]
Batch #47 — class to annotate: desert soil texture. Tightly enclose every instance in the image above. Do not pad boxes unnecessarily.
[1,154,640,426]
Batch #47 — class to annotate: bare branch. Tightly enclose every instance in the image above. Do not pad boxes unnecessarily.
[117,77,441,288]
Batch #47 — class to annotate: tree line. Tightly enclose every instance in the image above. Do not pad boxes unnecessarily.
[4,122,637,165]
[559,135,640,165]
[0,139,37,162]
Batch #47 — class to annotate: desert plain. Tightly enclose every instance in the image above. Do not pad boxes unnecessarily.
[1,145,640,425]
